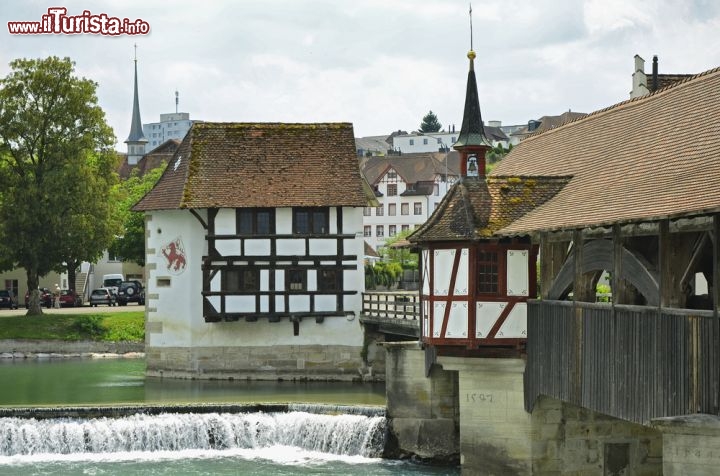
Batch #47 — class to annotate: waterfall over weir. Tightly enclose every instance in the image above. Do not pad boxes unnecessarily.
[0,404,386,460]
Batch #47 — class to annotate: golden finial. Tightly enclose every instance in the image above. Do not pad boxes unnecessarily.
[467,50,476,61]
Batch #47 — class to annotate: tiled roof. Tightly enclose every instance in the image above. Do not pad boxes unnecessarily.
[361,152,460,186]
[491,66,720,235]
[409,176,570,243]
[650,74,694,92]
[118,139,180,180]
[133,122,367,211]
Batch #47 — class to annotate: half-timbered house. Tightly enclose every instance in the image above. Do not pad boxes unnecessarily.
[408,50,567,357]
[133,122,371,380]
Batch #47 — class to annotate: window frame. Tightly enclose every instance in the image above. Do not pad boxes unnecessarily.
[222,268,260,293]
[237,208,276,235]
[387,184,398,196]
[317,269,341,292]
[286,269,307,292]
[292,207,330,235]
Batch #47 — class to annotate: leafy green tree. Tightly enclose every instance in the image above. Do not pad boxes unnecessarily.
[0,56,117,315]
[109,164,167,266]
[419,110,442,133]
[380,229,418,269]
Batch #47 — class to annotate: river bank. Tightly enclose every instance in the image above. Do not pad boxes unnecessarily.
[0,339,144,359]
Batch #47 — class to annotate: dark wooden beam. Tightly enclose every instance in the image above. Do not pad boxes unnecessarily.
[573,230,595,302]
[540,233,568,299]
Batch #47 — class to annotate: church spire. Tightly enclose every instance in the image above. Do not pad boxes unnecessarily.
[453,4,492,178]
[125,44,147,165]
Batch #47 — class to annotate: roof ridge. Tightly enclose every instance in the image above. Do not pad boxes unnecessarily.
[520,65,720,143]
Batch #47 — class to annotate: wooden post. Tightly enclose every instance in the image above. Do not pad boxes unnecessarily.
[659,220,670,308]
[540,233,568,300]
[612,225,623,307]
[573,230,595,302]
[714,215,720,318]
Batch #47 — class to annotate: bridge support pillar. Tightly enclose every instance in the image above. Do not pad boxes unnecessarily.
[653,414,720,475]
[438,356,532,475]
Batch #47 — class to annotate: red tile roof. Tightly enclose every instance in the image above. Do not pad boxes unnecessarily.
[134,122,368,211]
[118,139,180,180]
[492,66,720,235]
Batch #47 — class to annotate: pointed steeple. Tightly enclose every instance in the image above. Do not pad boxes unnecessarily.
[454,50,492,151]
[125,45,147,166]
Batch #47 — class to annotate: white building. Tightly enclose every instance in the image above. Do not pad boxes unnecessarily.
[143,110,198,152]
[391,122,509,154]
[133,122,374,380]
[360,152,460,253]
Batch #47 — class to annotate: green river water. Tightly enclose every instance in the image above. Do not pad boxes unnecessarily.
[0,358,459,475]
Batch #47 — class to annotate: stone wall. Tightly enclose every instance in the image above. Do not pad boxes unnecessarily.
[653,414,720,476]
[145,344,375,381]
[532,396,662,475]
[383,342,459,463]
[0,340,143,356]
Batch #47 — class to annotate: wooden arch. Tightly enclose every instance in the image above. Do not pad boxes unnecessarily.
[546,239,659,306]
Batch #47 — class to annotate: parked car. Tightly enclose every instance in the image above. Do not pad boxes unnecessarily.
[25,288,52,308]
[58,289,83,307]
[89,288,117,307]
[0,290,18,309]
[116,281,145,306]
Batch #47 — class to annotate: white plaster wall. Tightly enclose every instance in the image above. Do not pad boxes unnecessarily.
[146,207,365,350]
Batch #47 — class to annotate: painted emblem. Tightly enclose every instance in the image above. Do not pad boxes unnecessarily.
[160,237,187,275]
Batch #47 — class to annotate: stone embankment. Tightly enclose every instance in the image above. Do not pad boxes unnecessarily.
[0,340,144,360]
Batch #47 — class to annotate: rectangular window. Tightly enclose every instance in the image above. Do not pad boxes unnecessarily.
[389,225,397,237]
[286,269,306,291]
[318,269,340,292]
[223,268,260,292]
[387,184,397,196]
[376,205,384,216]
[401,224,409,232]
[238,208,275,235]
[414,202,422,215]
[477,251,499,295]
[409,139,414,145]
[388,203,397,216]
[387,171,397,181]
[364,225,371,237]
[363,207,371,216]
[437,138,442,144]
[434,183,439,196]
[401,203,409,215]
[293,207,329,234]
[376,225,384,237]
[423,138,428,145]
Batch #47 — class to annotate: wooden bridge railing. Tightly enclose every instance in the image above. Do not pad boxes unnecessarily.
[524,299,719,424]
[360,292,420,338]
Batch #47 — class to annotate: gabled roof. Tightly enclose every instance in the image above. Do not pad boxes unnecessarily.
[118,139,180,180]
[361,152,460,186]
[133,122,367,211]
[492,66,720,235]
[409,176,569,243]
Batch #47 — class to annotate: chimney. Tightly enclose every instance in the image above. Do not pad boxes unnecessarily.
[652,55,659,91]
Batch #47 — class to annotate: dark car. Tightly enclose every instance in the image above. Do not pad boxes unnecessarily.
[25,288,52,308]
[89,288,117,307]
[0,290,18,309]
[58,289,82,307]
[116,281,145,306]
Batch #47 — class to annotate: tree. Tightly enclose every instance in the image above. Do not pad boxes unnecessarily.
[109,164,167,266]
[0,57,118,315]
[419,110,442,133]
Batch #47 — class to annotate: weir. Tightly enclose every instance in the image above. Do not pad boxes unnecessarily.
[0,404,386,459]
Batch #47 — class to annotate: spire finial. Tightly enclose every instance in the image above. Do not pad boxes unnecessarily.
[469,3,473,51]
[134,43,137,62]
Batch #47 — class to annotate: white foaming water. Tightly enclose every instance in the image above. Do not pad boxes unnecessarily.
[0,411,386,463]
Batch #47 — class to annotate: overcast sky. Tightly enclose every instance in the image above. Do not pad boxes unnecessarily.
[2,0,720,150]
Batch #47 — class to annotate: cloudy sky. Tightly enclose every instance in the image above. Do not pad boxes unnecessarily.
[2,0,720,151]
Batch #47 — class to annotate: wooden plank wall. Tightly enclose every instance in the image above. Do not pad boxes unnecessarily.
[525,300,719,424]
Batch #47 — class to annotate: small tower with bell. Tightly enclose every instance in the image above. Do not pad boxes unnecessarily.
[453,7,492,178]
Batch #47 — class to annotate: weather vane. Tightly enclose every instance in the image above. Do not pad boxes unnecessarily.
[469,3,473,51]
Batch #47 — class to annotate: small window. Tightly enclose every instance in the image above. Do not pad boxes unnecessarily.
[376,225,384,237]
[409,139,414,146]
[223,268,259,292]
[437,138,442,144]
[433,183,439,196]
[388,203,397,216]
[238,208,275,235]
[401,203,409,215]
[364,225,371,237]
[376,205,384,216]
[414,202,422,215]
[387,184,397,196]
[363,207,371,216]
[293,207,329,234]
[387,171,397,181]
[423,138,428,145]
[477,251,499,295]
[286,269,306,291]
[318,269,340,292]
[389,225,396,237]
[401,224,409,232]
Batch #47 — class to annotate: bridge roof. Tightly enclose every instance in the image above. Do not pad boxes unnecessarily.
[492,66,720,235]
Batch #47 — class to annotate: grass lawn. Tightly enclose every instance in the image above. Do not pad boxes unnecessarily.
[0,311,144,342]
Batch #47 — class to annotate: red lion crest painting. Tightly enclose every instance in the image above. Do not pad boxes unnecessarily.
[160,237,187,275]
